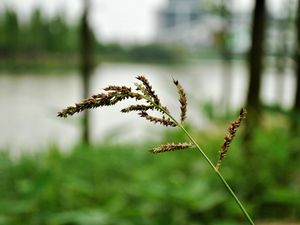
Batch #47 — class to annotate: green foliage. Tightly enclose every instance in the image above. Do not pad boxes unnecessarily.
[0,9,184,71]
[0,9,79,56]
[0,143,230,225]
[0,125,299,225]
[0,10,19,54]
[128,44,185,64]
[95,42,185,64]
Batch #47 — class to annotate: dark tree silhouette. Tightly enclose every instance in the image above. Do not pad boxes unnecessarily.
[242,1,267,199]
[244,0,266,152]
[246,0,266,117]
[0,10,19,56]
[294,0,300,116]
[80,0,95,144]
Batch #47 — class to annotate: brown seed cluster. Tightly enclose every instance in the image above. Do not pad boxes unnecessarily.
[216,108,247,170]
[58,75,189,131]
[121,105,154,113]
[136,75,161,105]
[149,142,193,154]
[173,79,187,123]
[58,76,214,158]
[103,85,132,92]
[57,88,143,118]
[138,111,176,127]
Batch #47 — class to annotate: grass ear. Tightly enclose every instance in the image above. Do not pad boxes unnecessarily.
[216,108,247,170]
[149,143,194,154]
[173,79,187,123]
[58,77,254,225]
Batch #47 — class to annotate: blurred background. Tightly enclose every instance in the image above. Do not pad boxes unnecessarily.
[0,0,300,224]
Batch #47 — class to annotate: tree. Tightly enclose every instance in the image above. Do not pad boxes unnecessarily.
[1,10,19,56]
[244,0,266,149]
[294,0,300,116]
[289,0,300,134]
[28,9,45,53]
[247,0,266,114]
[80,0,95,144]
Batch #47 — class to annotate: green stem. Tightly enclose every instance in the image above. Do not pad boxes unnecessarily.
[145,97,255,224]
[179,125,255,225]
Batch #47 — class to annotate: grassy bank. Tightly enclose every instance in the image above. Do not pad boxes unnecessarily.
[0,124,299,225]
[0,43,187,74]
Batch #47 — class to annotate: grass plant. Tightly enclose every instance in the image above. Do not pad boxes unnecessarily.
[58,76,254,224]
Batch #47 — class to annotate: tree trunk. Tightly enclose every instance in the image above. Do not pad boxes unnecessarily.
[294,0,300,113]
[244,0,266,150]
[242,1,266,199]
[289,0,300,134]
[246,0,266,114]
[80,0,94,145]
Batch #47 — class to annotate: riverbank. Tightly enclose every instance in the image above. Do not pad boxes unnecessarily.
[0,125,299,224]
[0,43,189,73]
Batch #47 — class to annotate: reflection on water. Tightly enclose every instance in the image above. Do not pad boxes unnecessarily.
[0,61,296,153]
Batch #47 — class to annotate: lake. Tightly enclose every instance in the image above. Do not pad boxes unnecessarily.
[0,61,296,154]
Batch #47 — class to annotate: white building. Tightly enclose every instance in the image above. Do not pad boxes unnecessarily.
[156,0,251,52]
[156,0,213,47]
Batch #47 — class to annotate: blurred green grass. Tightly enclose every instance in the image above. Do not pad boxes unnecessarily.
[0,124,299,225]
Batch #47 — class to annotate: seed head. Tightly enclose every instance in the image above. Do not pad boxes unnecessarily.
[58,86,143,118]
[216,108,247,170]
[136,75,161,105]
[173,79,187,123]
[121,105,154,113]
[150,142,194,154]
[103,85,131,92]
[58,76,187,131]
[138,111,177,127]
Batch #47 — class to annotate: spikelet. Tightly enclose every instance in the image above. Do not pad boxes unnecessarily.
[138,111,177,127]
[150,142,194,154]
[136,75,161,105]
[121,105,154,113]
[135,82,170,114]
[58,86,143,118]
[58,76,185,129]
[173,79,187,123]
[57,93,113,117]
[216,108,247,170]
[103,85,131,92]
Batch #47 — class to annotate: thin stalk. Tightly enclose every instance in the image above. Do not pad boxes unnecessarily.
[179,125,255,225]
[144,95,255,224]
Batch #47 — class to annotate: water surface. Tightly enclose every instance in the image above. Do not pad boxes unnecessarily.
[0,61,296,153]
